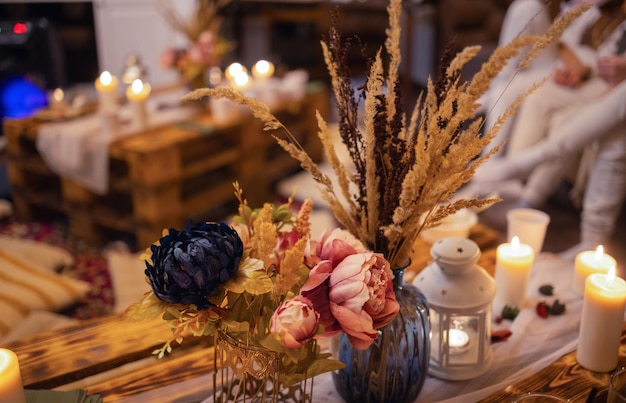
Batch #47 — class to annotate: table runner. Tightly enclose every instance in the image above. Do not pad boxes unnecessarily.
[416,252,586,402]
[36,89,197,195]
[114,252,615,402]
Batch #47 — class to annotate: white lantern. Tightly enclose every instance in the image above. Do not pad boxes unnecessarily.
[413,237,496,380]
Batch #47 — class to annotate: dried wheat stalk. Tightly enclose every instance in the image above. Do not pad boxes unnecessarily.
[184,0,590,268]
[157,0,230,41]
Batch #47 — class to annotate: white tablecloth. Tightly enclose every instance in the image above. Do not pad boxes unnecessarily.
[117,253,607,402]
[307,253,589,402]
[36,89,198,195]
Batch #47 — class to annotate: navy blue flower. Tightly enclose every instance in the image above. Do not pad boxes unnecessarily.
[145,221,243,310]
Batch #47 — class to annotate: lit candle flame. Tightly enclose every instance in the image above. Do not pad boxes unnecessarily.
[448,328,470,348]
[511,236,520,251]
[594,245,604,260]
[52,88,64,102]
[608,265,616,282]
[100,71,112,86]
[233,71,249,88]
[252,60,274,78]
[131,79,144,94]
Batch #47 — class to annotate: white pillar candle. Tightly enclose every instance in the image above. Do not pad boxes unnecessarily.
[95,71,119,115]
[126,78,151,130]
[0,348,26,403]
[572,245,617,296]
[493,236,535,313]
[251,59,276,104]
[577,266,626,372]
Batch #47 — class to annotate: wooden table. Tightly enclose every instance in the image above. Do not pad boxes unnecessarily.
[3,83,328,249]
[479,325,626,402]
[2,224,624,402]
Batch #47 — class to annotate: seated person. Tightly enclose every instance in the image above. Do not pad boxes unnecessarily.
[474,55,626,260]
[480,0,562,156]
[479,0,624,158]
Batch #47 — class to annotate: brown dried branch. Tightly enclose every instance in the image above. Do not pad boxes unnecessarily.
[184,0,586,269]
[157,0,231,41]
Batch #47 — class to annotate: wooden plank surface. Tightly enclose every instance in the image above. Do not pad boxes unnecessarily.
[3,85,330,249]
[479,322,626,402]
[8,221,620,402]
[0,314,200,389]
[86,342,215,401]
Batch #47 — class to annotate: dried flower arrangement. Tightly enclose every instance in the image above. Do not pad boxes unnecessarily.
[158,0,234,88]
[125,184,400,389]
[184,0,589,270]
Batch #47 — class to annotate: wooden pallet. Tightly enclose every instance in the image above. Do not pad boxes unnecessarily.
[3,84,329,249]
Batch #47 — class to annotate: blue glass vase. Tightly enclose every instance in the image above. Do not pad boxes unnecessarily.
[332,267,430,402]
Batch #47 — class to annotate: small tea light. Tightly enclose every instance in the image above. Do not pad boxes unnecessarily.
[95,70,119,115]
[0,348,26,403]
[448,328,470,351]
[572,245,617,296]
[126,79,151,130]
[252,60,275,79]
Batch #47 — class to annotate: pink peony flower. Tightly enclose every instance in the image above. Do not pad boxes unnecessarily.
[160,48,180,69]
[187,30,217,66]
[276,229,303,254]
[270,296,320,348]
[300,260,339,333]
[312,228,366,266]
[301,252,399,350]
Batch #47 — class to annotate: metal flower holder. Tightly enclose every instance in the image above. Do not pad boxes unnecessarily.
[213,331,314,402]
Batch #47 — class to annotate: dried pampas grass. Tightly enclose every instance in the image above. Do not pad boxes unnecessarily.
[184,0,590,268]
[157,0,230,42]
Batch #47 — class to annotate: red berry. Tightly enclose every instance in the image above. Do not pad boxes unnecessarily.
[536,302,549,318]
[491,329,512,343]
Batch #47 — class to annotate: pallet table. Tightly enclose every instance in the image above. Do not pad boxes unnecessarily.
[3,84,328,249]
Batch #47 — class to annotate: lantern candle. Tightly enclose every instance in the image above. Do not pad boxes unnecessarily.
[126,78,151,130]
[0,348,26,403]
[577,266,626,372]
[95,71,119,115]
[572,245,617,296]
[415,238,496,380]
[493,236,535,313]
[448,328,471,354]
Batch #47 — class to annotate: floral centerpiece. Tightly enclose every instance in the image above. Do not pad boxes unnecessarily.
[125,183,400,397]
[158,0,233,89]
[128,0,589,399]
[183,1,587,270]
[180,0,589,400]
